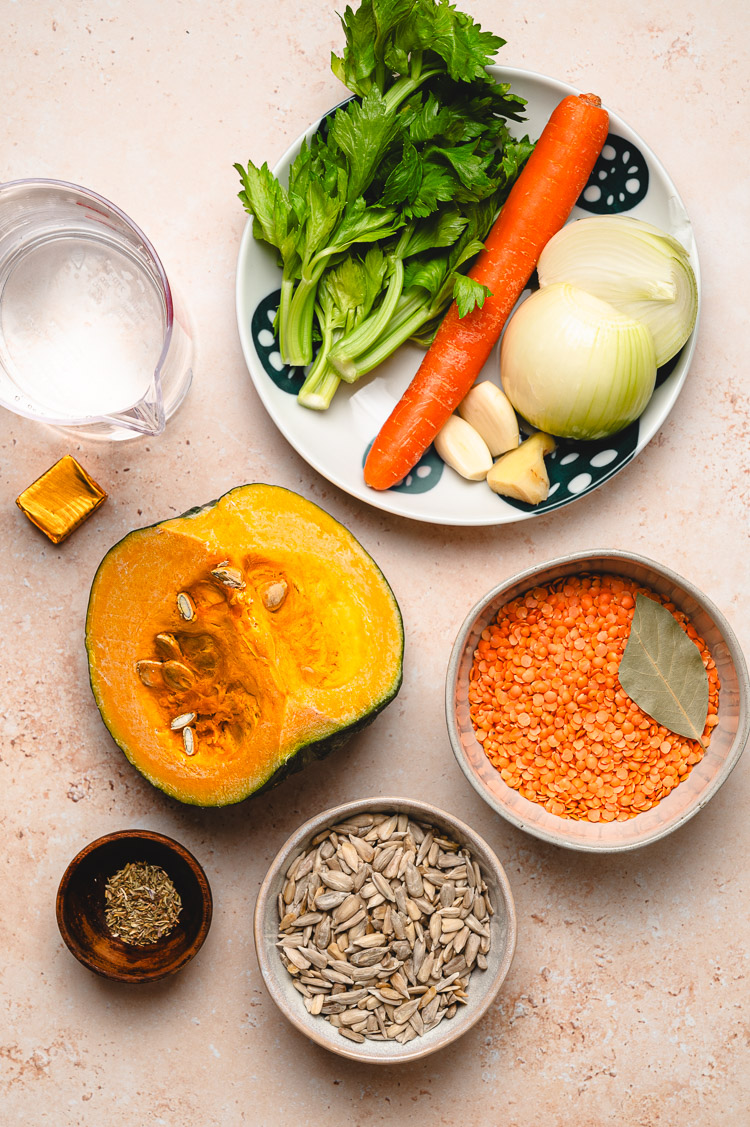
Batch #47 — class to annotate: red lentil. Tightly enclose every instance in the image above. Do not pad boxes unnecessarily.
[469,574,720,822]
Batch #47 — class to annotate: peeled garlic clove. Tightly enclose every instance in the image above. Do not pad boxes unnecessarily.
[457,381,519,456]
[434,415,493,481]
[486,432,556,505]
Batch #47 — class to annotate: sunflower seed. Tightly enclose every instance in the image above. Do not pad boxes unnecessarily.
[392,998,421,1024]
[392,940,412,962]
[416,952,435,984]
[415,832,433,867]
[332,894,362,924]
[300,946,328,969]
[465,933,481,968]
[294,912,323,928]
[352,933,387,949]
[404,863,424,898]
[443,954,468,977]
[372,847,396,874]
[339,1008,368,1027]
[350,948,387,968]
[283,947,311,971]
[421,995,441,1025]
[376,815,399,841]
[320,870,354,893]
[339,841,361,873]
[453,926,471,954]
[315,890,348,911]
[334,908,367,933]
[305,993,324,1016]
[348,835,375,863]
[371,872,396,902]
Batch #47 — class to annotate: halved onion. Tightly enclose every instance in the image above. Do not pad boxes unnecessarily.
[537,215,698,366]
[500,283,656,441]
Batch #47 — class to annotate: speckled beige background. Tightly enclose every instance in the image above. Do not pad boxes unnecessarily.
[1,1,749,1124]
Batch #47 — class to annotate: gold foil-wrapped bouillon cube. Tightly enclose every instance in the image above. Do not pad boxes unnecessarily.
[16,455,107,543]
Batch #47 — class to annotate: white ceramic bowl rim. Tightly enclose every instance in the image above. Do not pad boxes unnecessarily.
[446,549,750,853]
[253,795,517,1063]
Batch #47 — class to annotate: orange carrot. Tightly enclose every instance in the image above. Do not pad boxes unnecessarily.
[363,92,610,491]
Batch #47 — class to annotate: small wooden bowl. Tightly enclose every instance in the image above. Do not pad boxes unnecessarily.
[56,829,212,983]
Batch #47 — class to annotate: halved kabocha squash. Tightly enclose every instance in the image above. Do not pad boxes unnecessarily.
[86,484,403,806]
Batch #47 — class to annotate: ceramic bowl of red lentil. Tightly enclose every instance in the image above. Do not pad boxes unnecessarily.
[446,551,749,852]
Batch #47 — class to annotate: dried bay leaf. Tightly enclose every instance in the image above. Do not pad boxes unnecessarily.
[618,593,709,744]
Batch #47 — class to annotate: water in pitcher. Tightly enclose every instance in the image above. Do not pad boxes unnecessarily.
[0,229,165,419]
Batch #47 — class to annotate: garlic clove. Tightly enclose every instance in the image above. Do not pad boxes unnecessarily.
[434,415,493,481]
[457,381,519,456]
[486,432,556,505]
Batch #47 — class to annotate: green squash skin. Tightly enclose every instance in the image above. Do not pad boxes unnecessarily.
[86,483,404,807]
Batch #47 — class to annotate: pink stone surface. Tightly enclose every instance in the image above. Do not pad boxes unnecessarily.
[1,2,749,1124]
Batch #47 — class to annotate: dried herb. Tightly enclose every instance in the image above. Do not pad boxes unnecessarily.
[104,861,182,946]
[618,593,709,745]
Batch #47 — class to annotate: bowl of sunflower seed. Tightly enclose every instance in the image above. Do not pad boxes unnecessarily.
[254,796,517,1062]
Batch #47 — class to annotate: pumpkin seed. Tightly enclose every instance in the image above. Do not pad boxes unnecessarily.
[182,727,196,756]
[162,661,195,691]
[170,711,196,730]
[262,580,288,610]
[154,633,182,661]
[211,564,245,589]
[176,592,196,621]
[136,660,164,688]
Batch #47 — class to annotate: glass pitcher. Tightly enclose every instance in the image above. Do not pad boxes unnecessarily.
[0,179,193,439]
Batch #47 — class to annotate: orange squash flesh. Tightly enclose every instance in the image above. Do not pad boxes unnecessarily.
[86,484,403,806]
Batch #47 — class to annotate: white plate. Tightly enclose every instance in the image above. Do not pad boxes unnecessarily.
[235,68,700,526]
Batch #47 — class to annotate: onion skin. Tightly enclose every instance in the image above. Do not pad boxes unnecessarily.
[500,283,657,441]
